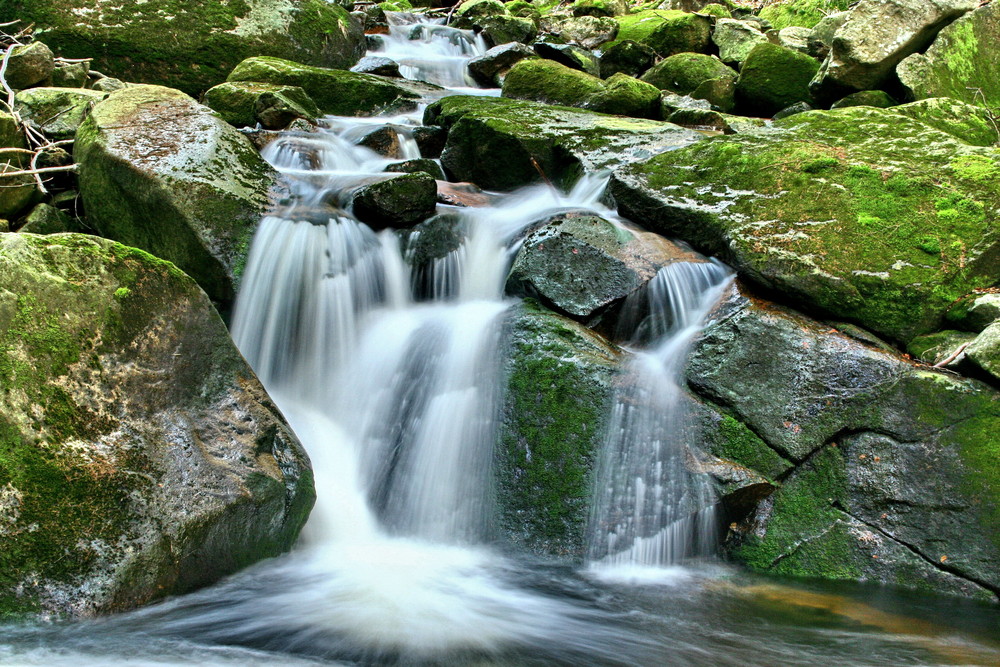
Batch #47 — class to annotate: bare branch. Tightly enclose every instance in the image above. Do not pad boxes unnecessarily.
[0,164,78,178]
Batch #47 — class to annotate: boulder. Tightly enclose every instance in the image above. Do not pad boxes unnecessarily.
[506,212,707,319]
[479,15,539,47]
[690,286,1000,599]
[453,0,508,28]
[468,43,538,87]
[425,95,701,191]
[810,0,978,102]
[202,82,320,130]
[533,42,601,77]
[966,322,1000,383]
[946,291,1000,332]
[0,113,38,220]
[641,53,737,111]
[712,19,769,65]
[889,98,997,148]
[610,106,1000,343]
[736,42,819,116]
[896,3,1000,109]
[227,56,430,117]
[759,0,852,30]
[777,26,813,54]
[385,158,446,180]
[571,0,629,18]
[350,172,437,228]
[0,233,313,618]
[599,39,656,79]
[9,0,365,96]
[3,42,54,90]
[16,203,80,235]
[49,61,89,88]
[807,10,849,60]
[13,88,108,141]
[586,73,661,118]
[907,329,976,367]
[350,56,401,77]
[550,16,620,50]
[75,85,280,307]
[498,299,622,555]
[612,10,712,58]
[829,89,896,109]
[503,60,659,118]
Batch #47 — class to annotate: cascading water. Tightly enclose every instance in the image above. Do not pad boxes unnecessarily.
[587,261,733,577]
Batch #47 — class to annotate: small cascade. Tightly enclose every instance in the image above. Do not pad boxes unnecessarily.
[587,260,733,575]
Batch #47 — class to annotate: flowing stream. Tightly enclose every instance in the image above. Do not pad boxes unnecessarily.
[2,13,999,667]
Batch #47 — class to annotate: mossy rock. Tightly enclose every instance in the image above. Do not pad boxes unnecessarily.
[599,39,656,78]
[587,73,661,118]
[571,0,627,18]
[897,3,1000,109]
[4,42,54,90]
[74,85,280,308]
[966,321,1000,382]
[13,87,107,141]
[890,98,998,148]
[736,42,819,116]
[202,82,320,130]
[534,42,601,76]
[612,10,712,57]
[946,291,1000,332]
[227,56,429,117]
[758,0,852,30]
[502,58,605,106]
[641,52,737,101]
[426,94,700,191]
[498,299,622,556]
[0,233,314,618]
[350,173,437,229]
[611,106,1000,343]
[16,203,80,235]
[829,89,897,110]
[479,15,538,46]
[6,0,365,96]
[550,15,620,50]
[712,18,768,64]
[50,60,89,88]
[906,329,976,366]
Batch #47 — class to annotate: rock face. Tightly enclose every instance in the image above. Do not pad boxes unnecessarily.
[689,286,1000,600]
[75,85,280,308]
[0,233,314,618]
[425,95,700,191]
[896,3,1000,109]
[610,106,1000,344]
[810,0,977,101]
[9,0,365,95]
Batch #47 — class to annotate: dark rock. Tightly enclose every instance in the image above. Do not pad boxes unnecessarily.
[533,42,601,76]
[50,61,89,88]
[946,291,1000,332]
[16,203,81,234]
[772,100,813,119]
[350,56,402,77]
[480,15,539,47]
[357,126,404,158]
[736,42,819,116]
[599,39,656,79]
[413,125,448,158]
[468,43,538,87]
[385,158,446,180]
[350,172,437,228]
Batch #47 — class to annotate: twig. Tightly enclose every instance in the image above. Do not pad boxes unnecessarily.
[529,157,554,189]
[0,164,78,178]
[933,342,970,368]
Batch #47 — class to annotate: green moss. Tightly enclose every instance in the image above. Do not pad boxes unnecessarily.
[953,411,1000,550]
[611,10,711,57]
[714,415,792,480]
[502,59,605,107]
[758,0,852,30]
[640,52,736,95]
[736,42,820,116]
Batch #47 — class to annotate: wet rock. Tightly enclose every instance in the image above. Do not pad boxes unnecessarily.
[434,181,500,208]
[0,233,314,618]
[426,95,701,191]
[810,0,977,102]
[356,126,405,158]
[75,85,280,307]
[598,39,656,79]
[946,291,1000,332]
[712,19,769,65]
[612,10,712,58]
[611,106,1000,343]
[736,42,818,116]
[350,172,437,228]
[533,42,601,76]
[202,82,320,130]
[889,98,998,148]
[829,89,896,109]
[413,125,448,158]
[350,56,402,77]
[468,43,538,87]
[896,2,1000,109]
[227,56,430,117]
[385,158,445,180]
[4,42,54,90]
[665,107,763,134]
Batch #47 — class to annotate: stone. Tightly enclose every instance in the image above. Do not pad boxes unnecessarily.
[610,106,1000,343]
[665,107,761,133]
[907,329,976,367]
[227,56,432,117]
[4,42,54,90]
[49,61,89,88]
[385,158,445,180]
[807,10,849,60]
[502,60,659,117]
[413,125,448,158]
[479,15,538,47]
[611,10,712,58]
[946,291,1000,332]
[552,15,620,50]
[0,233,313,618]
[13,88,107,141]
[640,53,737,103]
[586,73,661,118]
[777,26,813,54]
[896,3,1000,109]
[16,203,80,235]
[9,0,365,96]
[966,322,1000,382]
[712,19,769,64]
[599,39,656,79]
[771,101,814,119]
[810,0,978,102]
[889,98,998,148]
[829,89,897,109]
[350,56,402,77]
[736,42,819,116]
[468,43,538,87]
[0,113,38,220]
[571,0,629,18]
[506,212,707,319]
[454,0,508,27]
[350,172,437,228]
[202,82,320,130]
[90,77,127,93]
[426,95,701,191]
[356,126,404,158]
[75,85,280,307]
[759,0,852,30]
[533,42,601,76]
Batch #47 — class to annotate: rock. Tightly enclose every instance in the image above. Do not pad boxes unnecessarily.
[413,125,448,158]
[91,77,127,93]
[506,212,706,319]
[896,2,1000,109]
[777,26,813,54]
[551,15,620,50]
[13,88,108,141]
[599,39,657,78]
[807,10,849,60]
[533,42,601,76]
[712,19,769,64]
[16,203,80,235]
[385,158,445,180]
[426,95,701,191]
[771,101,814,119]
[641,53,738,102]
[572,0,629,18]
[227,56,430,117]
[4,42,54,90]
[907,329,976,367]
[610,106,1000,343]
[434,181,500,208]
[612,10,712,57]
[698,3,733,18]
[966,322,1000,382]
[503,60,659,117]
[688,286,1000,599]
[829,89,896,109]
[889,98,998,148]
[479,15,539,47]
[454,0,508,27]
[350,172,437,228]
[468,43,538,87]
[736,42,819,116]
[587,73,661,118]
[498,299,621,555]
[356,126,404,158]
[350,56,402,77]
[50,61,89,88]
[946,291,1000,332]
[759,0,852,30]
[9,0,365,96]
[202,82,320,130]
[75,85,280,307]
[810,0,978,102]
[665,107,762,133]
[0,233,314,618]
[0,113,38,220]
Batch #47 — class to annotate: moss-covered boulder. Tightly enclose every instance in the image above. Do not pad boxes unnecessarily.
[425,95,700,191]
[896,3,1000,109]
[479,15,538,47]
[50,60,88,88]
[829,89,896,109]
[946,291,1000,332]
[0,233,314,618]
[610,106,1000,343]
[572,0,628,18]
[966,322,1000,383]
[13,88,108,141]
[503,60,659,118]
[499,299,621,556]
[75,85,280,308]
[758,0,852,30]
[468,43,538,87]
[612,10,712,57]
[534,42,601,77]
[641,53,737,105]
[16,203,80,235]
[587,73,661,118]
[4,41,54,90]
[712,18,769,64]
[736,42,819,116]
[810,0,977,102]
[550,15,620,50]
[349,173,437,228]
[889,98,998,148]
[8,0,365,96]
[599,39,656,79]
[202,82,319,130]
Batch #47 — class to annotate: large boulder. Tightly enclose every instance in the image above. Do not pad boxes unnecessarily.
[689,286,1000,600]
[610,106,1000,343]
[611,10,711,58]
[0,233,314,618]
[75,85,281,308]
[425,95,701,191]
[736,42,819,116]
[202,82,320,130]
[349,173,438,228]
[810,0,978,102]
[896,3,1000,109]
[502,60,659,118]
[8,0,365,96]
[3,42,54,90]
[712,18,768,65]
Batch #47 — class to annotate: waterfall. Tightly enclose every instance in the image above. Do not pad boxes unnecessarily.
[587,261,733,577]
